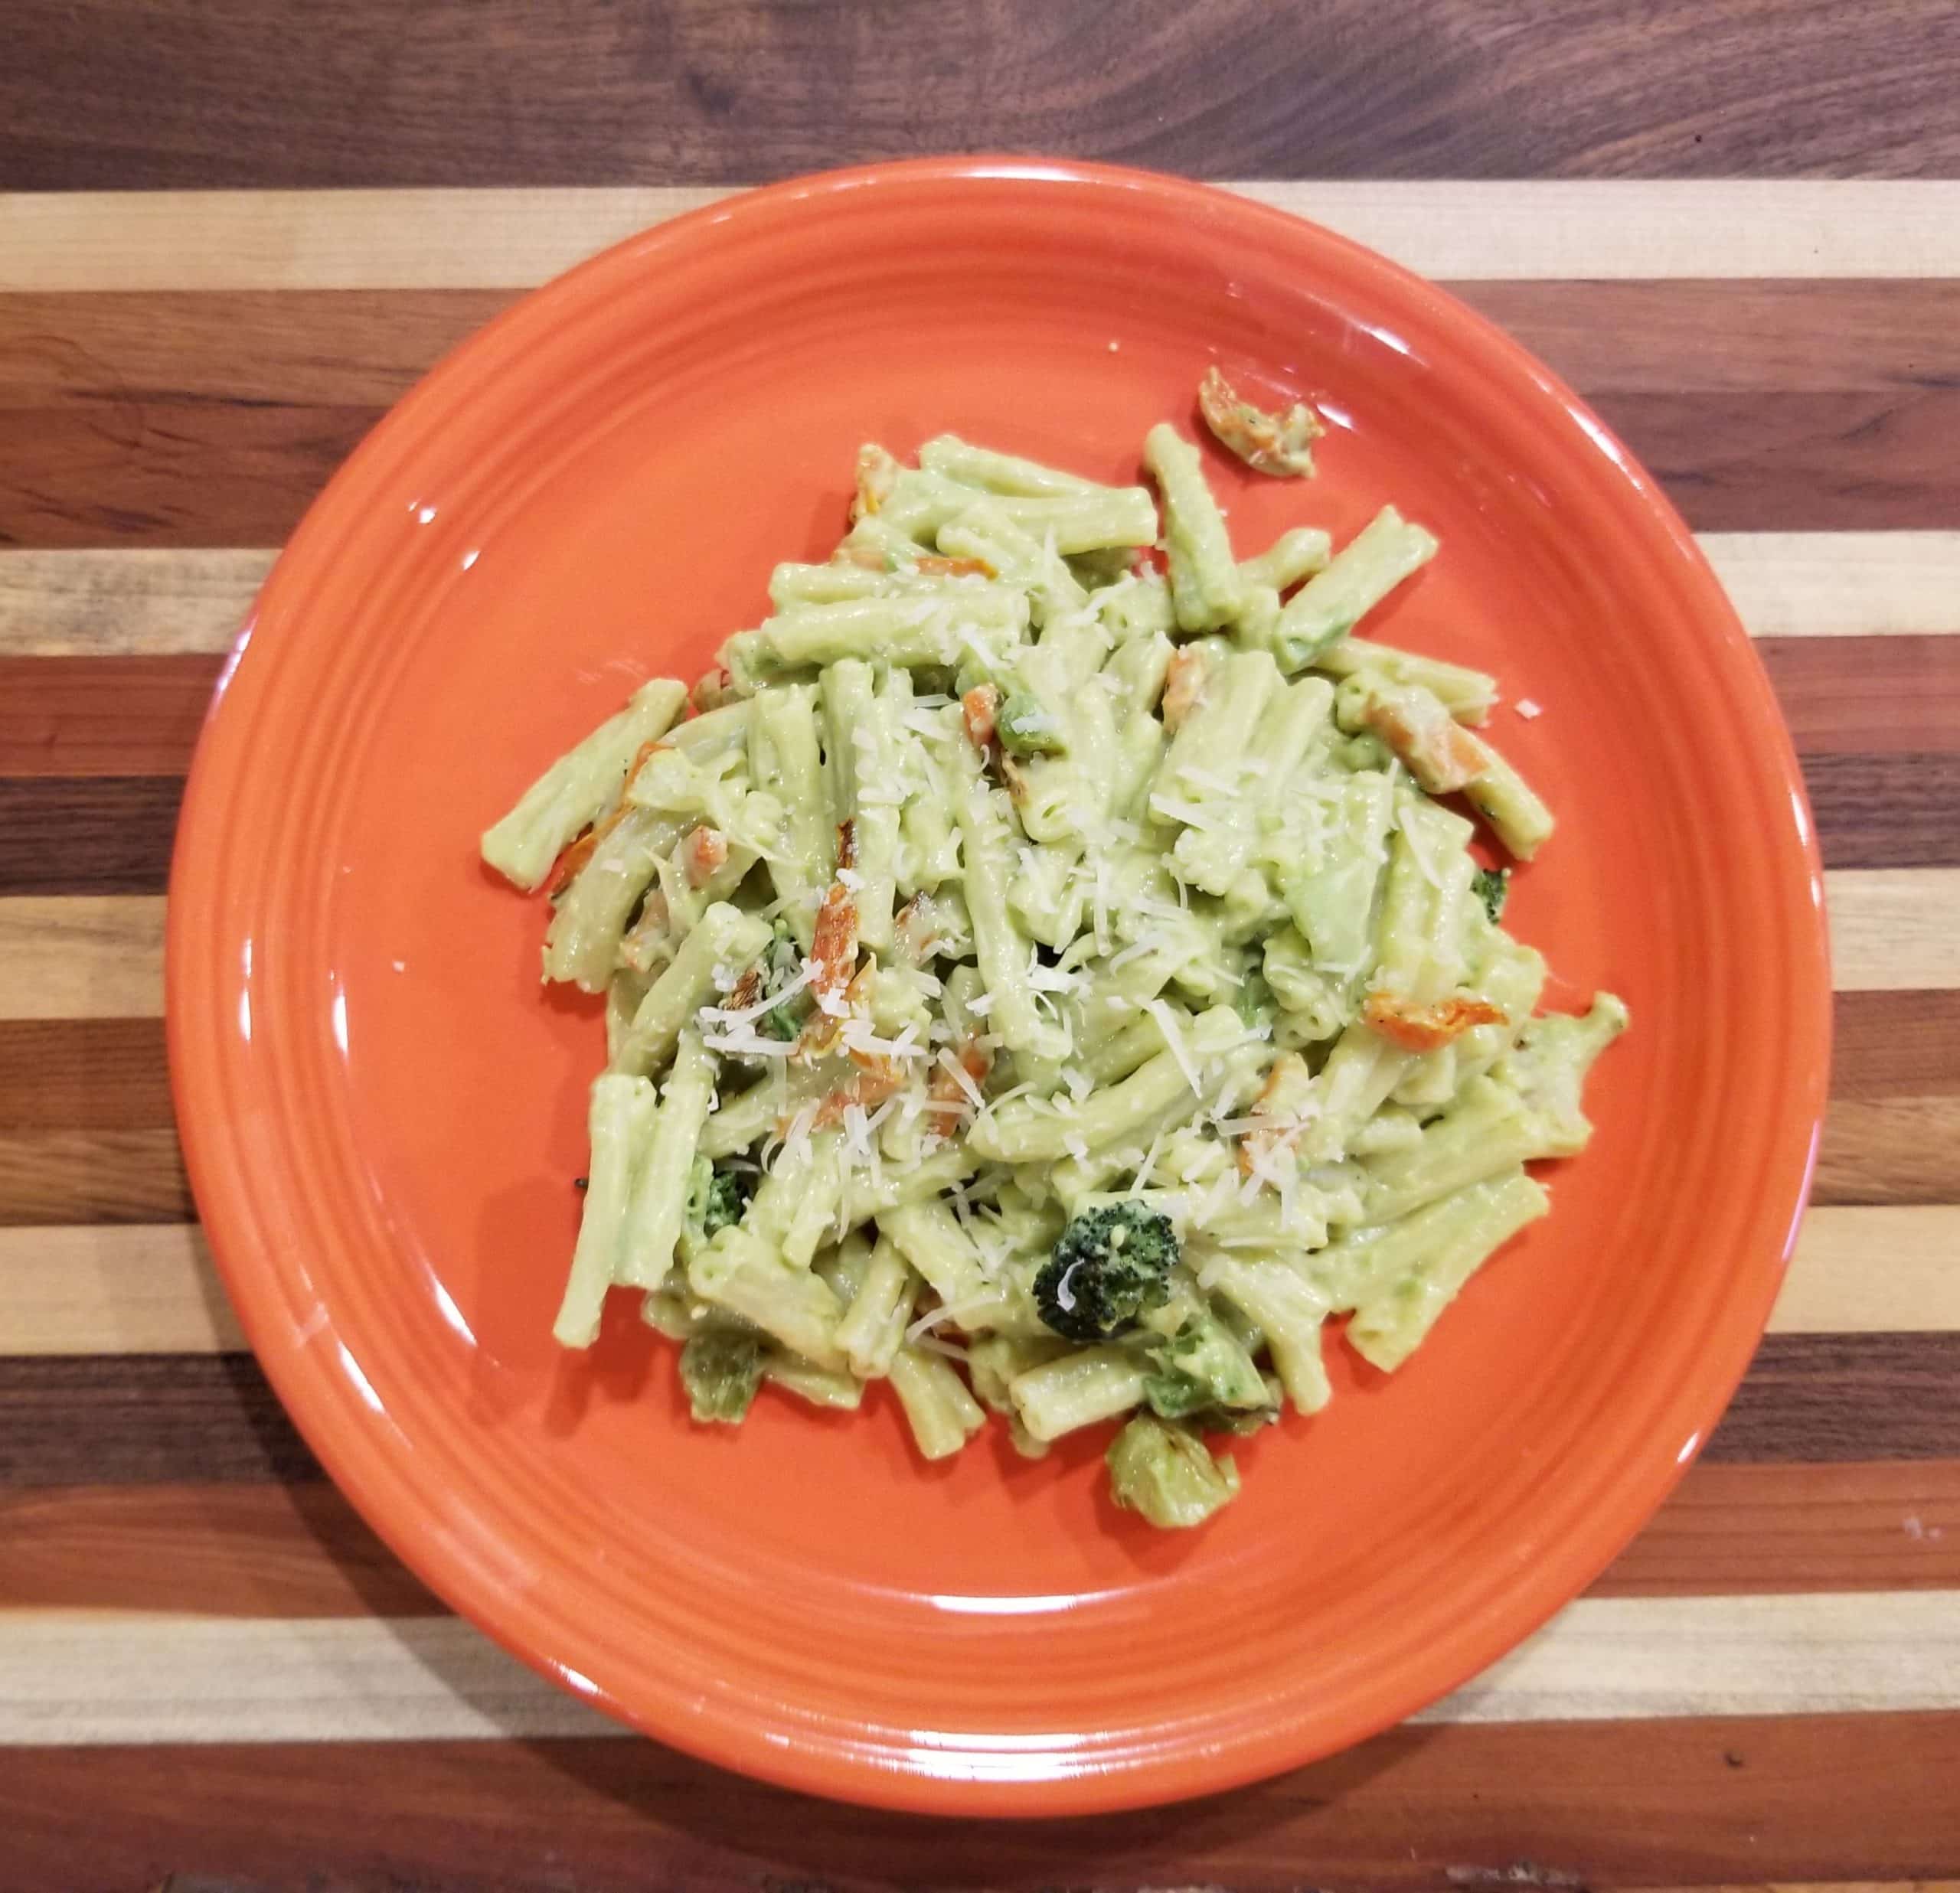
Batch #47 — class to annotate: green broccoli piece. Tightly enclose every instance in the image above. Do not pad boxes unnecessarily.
[1142,1312,1272,1420]
[995,693,1067,757]
[1472,865,1511,924]
[1033,1202,1180,1343]
[678,1329,765,1425]
[1106,1413,1240,1528]
[685,1154,756,1244]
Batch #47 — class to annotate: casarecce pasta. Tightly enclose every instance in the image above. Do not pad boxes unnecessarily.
[481,387,1626,1529]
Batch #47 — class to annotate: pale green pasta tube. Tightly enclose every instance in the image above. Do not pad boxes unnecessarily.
[951,746,1069,1060]
[888,1346,988,1459]
[542,807,687,993]
[1462,732,1557,860]
[1268,506,1439,671]
[482,679,688,892]
[1346,1170,1550,1371]
[730,586,1029,684]
[1313,638,1497,723]
[1010,1345,1148,1441]
[688,1228,848,1371]
[1145,423,1247,632]
[967,1047,1195,1164]
[1200,1256,1332,1413]
[618,902,772,1077]
[616,1030,718,1291]
[832,1237,921,1379]
[553,1074,657,1347]
[876,1199,993,1308]
[1239,525,1331,594]
[822,659,900,951]
[1279,772,1395,972]
[1359,1075,1549,1224]
[919,433,1109,497]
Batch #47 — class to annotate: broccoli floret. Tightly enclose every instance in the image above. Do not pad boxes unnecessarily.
[1033,1202,1180,1343]
[1106,1413,1240,1528]
[685,1154,756,1244]
[996,693,1067,757]
[1472,865,1511,923]
[678,1329,765,1425]
[1142,1312,1272,1420]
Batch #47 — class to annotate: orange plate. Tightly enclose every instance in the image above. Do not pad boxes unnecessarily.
[168,160,1831,1814]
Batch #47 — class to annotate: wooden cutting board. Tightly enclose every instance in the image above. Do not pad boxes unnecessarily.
[2,3,1958,1885]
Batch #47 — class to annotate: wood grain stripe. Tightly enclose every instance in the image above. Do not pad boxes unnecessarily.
[5,1335,1955,1490]
[0,1018,171,1130]
[6,536,1954,658]
[2,1591,1954,1747]
[9,185,1960,292]
[0,656,220,776]
[1817,1098,1960,1207]
[7,1461,1954,1620]
[0,778,182,897]
[3,1205,1948,1361]
[0,1093,1944,1232]
[5,400,1958,548]
[0,746,1946,902]
[0,896,165,1019]
[6,637,1955,779]
[0,1127,190,1226]
[0,549,269,657]
[0,872,1949,1027]
[4,1715,1958,1891]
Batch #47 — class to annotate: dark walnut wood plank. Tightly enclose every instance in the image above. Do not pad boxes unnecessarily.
[1805,752,1960,872]
[1704,1333,1960,1464]
[0,655,222,775]
[2,636,1952,781]
[0,1018,172,1131]
[7,1461,1954,1619]
[0,778,183,896]
[0,1126,191,1226]
[5,1713,1958,1893]
[2,0,1958,188]
[3,390,1957,549]
[1458,279,1960,397]
[5,278,1960,546]
[5,1337,1955,1490]
[0,1356,320,1486]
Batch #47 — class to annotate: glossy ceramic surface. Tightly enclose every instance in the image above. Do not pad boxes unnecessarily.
[167,159,1831,1815]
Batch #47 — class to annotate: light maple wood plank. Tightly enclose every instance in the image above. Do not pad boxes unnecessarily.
[0,1224,240,1355]
[4,536,1951,659]
[2,873,1944,1027]
[0,549,270,658]
[2,1206,1945,1359]
[1702,531,1960,638]
[5,184,1960,294]
[2,1590,1953,1745]
[0,896,165,1019]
